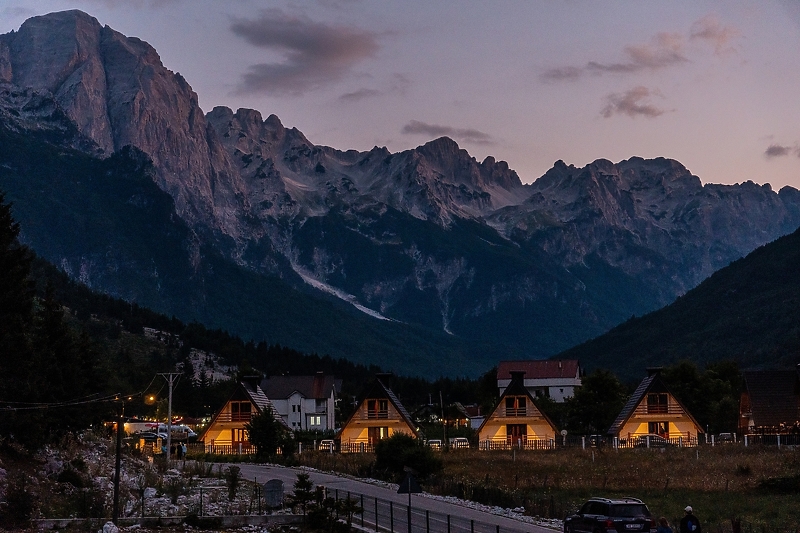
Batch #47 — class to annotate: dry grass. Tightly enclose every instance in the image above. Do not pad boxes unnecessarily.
[296,445,800,530]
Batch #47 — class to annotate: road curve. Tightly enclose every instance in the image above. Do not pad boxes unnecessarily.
[235,463,558,533]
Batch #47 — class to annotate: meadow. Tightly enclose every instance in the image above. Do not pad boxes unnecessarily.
[295,444,800,531]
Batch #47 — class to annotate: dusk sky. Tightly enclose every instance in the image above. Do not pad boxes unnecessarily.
[2,1,800,190]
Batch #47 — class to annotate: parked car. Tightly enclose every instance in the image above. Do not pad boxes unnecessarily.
[717,432,735,444]
[564,497,656,533]
[426,439,442,450]
[318,439,335,452]
[133,431,167,442]
[449,437,470,449]
[632,434,672,448]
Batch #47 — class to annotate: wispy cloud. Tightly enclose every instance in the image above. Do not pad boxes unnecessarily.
[231,9,378,96]
[690,14,741,55]
[588,32,687,75]
[401,120,494,145]
[763,143,800,159]
[601,86,667,119]
[542,15,740,83]
[765,144,792,158]
[338,73,411,102]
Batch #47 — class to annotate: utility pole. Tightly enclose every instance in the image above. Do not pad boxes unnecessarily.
[440,391,446,447]
[158,373,181,463]
[112,395,123,524]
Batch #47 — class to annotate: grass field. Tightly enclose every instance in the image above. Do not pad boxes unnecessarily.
[296,444,800,531]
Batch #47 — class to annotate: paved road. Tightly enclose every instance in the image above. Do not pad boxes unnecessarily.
[235,463,557,533]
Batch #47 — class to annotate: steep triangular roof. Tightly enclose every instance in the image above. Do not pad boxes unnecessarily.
[341,377,418,436]
[607,371,702,436]
[200,379,289,441]
[743,370,800,428]
[477,372,558,434]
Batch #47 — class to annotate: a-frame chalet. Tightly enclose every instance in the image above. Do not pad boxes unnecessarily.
[339,376,418,453]
[607,368,703,446]
[477,371,558,450]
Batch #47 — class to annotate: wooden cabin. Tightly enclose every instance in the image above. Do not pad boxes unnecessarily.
[607,368,703,446]
[478,371,558,450]
[339,377,417,453]
[200,377,287,454]
[740,368,800,435]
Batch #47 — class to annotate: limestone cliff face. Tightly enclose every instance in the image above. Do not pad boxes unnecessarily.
[0,10,247,237]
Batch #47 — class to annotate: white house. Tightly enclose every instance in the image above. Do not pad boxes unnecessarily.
[497,360,582,403]
[260,373,341,431]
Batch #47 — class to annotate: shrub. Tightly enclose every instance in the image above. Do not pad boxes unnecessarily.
[374,433,442,482]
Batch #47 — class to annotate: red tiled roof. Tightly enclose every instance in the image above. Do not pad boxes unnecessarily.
[497,360,580,380]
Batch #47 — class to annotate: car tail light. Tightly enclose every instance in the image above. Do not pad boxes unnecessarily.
[604,518,615,529]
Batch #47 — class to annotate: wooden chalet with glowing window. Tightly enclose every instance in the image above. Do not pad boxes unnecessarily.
[478,371,558,450]
[200,377,287,454]
[607,368,703,446]
[339,377,418,453]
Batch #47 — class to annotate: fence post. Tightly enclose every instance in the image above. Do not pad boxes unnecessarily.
[390,501,394,533]
[496,525,500,533]
[199,487,203,516]
[582,436,585,450]
[679,436,683,448]
[375,498,379,532]
[426,510,430,533]
[447,515,451,533]
[744,434,748,447]
[471,519,474,533]
[362,495,365,528]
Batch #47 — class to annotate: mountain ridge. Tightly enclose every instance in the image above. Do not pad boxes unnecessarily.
[1,9,799,375]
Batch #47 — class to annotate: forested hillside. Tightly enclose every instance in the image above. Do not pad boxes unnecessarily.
[559,226,800,380]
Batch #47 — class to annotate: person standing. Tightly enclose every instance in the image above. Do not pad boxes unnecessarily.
[680,506,702,533]
[657,517,673,533]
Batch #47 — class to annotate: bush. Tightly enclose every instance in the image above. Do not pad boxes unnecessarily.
[374,433,442,482]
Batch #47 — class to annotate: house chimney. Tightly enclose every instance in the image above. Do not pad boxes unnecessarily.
[242,375,261,389]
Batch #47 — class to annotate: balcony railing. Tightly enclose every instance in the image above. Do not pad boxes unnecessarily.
[341,441,376,454]
[349,410,389,420]
[634,404,684,415]
[212,412,252,422]
[504,408,527,417]
[480,436,555,450]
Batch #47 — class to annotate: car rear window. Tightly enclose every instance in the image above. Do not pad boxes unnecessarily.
[610,504,650,517]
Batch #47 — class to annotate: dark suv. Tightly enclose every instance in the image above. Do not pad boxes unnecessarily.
[564,497,656,533]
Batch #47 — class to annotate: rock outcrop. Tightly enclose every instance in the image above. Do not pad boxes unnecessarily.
[0,10,247,236]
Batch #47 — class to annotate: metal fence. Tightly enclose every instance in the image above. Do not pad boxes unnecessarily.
[326,489,531,533]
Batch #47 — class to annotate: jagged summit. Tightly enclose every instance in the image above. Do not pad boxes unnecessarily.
[2,9,800,372]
